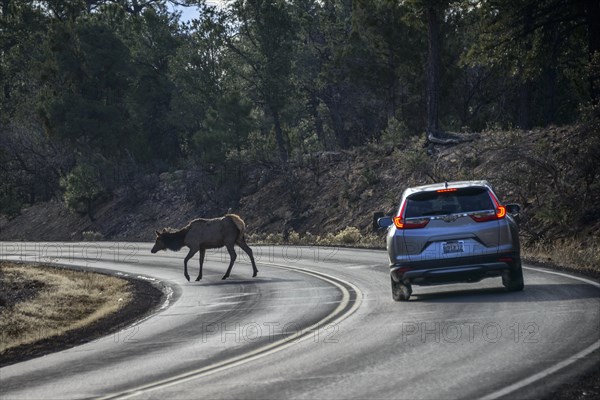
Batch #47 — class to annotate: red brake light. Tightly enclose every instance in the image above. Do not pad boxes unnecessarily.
[393,216,405,228]
[470,211,497,222]
[489,191,506,219]
[394,200,408,228]
[436,188,457,193]
[393,217,429,229]
[496,205,506,219]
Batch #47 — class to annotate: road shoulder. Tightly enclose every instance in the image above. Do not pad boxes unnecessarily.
[0,263,166,368]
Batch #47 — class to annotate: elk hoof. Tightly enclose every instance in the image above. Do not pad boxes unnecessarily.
[221,275,228,280]
[184,274,190,282]
[195,277,202,281]
[252,271,258,277]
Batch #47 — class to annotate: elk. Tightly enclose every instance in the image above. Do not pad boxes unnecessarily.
[150,214,258,282]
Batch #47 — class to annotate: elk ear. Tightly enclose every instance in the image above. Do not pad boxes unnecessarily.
[155,230,160,236]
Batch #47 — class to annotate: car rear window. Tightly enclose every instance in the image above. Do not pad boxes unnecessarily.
[404,187,494,218]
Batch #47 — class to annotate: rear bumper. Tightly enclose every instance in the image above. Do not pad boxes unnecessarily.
[390,253,519,286]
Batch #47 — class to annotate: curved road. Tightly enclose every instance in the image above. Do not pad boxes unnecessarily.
[0,242,599,399]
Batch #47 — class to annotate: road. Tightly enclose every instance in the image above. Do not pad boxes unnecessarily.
[0,242,599,399]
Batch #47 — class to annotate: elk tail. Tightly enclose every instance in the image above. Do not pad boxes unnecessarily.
[227,214,246,240]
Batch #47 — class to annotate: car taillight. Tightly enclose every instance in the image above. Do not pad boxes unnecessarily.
[394,200,430,229]
[393,217,430,229]
[470,191,506,222]
[496,205,506,218]
[470,211,497,222]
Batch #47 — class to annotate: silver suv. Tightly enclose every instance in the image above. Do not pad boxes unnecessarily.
[378,181,523,301]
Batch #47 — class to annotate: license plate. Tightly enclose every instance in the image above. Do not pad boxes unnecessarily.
[442,241,464,254]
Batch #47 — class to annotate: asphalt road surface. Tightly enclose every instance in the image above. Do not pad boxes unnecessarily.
[0,242,599,399]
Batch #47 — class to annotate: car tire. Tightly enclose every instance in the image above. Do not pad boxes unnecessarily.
[391,277,412,301]
[502,261,524,292]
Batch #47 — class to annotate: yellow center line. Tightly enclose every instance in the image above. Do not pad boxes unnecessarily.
[98,262,363,400]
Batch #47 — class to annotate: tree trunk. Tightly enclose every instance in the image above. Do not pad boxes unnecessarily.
[387,45,397,120]
[1,0,9,16]
[544,29,560,125]
[87,199,95,222]
[323,87,348,148]
[1,70,9,102]
[517,4,534,129]
[426,4,441,135]
[1,0,11,101]
[518,82,532,129]
[309,92,329,150]
[544,68,557,125]
[272,110,288,163]
[584,0,600,101]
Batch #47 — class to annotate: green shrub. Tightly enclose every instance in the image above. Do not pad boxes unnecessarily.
[398,146,433,180]
[332,226,361,244]
[380,117,412,147]
[250,227,385,248]
[288,230,302,244]
[0,189,23,217]
[60,164,105,219]
[82,231,104,241]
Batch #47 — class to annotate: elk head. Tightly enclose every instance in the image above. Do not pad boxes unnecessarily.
[151,230,167,253]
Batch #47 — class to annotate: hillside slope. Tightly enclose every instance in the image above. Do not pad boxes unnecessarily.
[2,126,598,270]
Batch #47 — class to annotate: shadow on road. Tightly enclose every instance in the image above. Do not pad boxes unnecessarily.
[188,277,301,287]
[413,283,600,303]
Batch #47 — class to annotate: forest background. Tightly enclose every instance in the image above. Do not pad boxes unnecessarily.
[1,0,599,273]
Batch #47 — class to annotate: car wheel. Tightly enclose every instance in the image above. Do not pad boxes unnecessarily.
[391,277,412,301]
[502,261,524,292]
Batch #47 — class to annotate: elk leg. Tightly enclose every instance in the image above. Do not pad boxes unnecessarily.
[237,238,258,277]
[195,248,206,281]
[222,244,237,280]
[183,249,197,282]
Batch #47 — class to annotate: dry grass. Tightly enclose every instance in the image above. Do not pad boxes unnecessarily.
[0,262,131,353]
[522,237,600,278]
[249,226,384,249]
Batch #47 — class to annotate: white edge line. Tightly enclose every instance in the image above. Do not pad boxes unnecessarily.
[479,265,600,400]
[523,265,600,289]
[479,341,600,400]
[101,262,363,400]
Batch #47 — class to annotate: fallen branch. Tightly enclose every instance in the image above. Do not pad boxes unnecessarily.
[427,130,479,145]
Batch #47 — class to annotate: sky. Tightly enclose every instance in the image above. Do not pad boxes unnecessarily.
[171,1,228,23]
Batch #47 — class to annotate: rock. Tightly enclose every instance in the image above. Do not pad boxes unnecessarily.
[159,172,170,182]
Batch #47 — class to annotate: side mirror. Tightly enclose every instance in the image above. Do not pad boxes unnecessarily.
[377,216,394,229]
[373,211,385,231]
[505,204,521,215]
